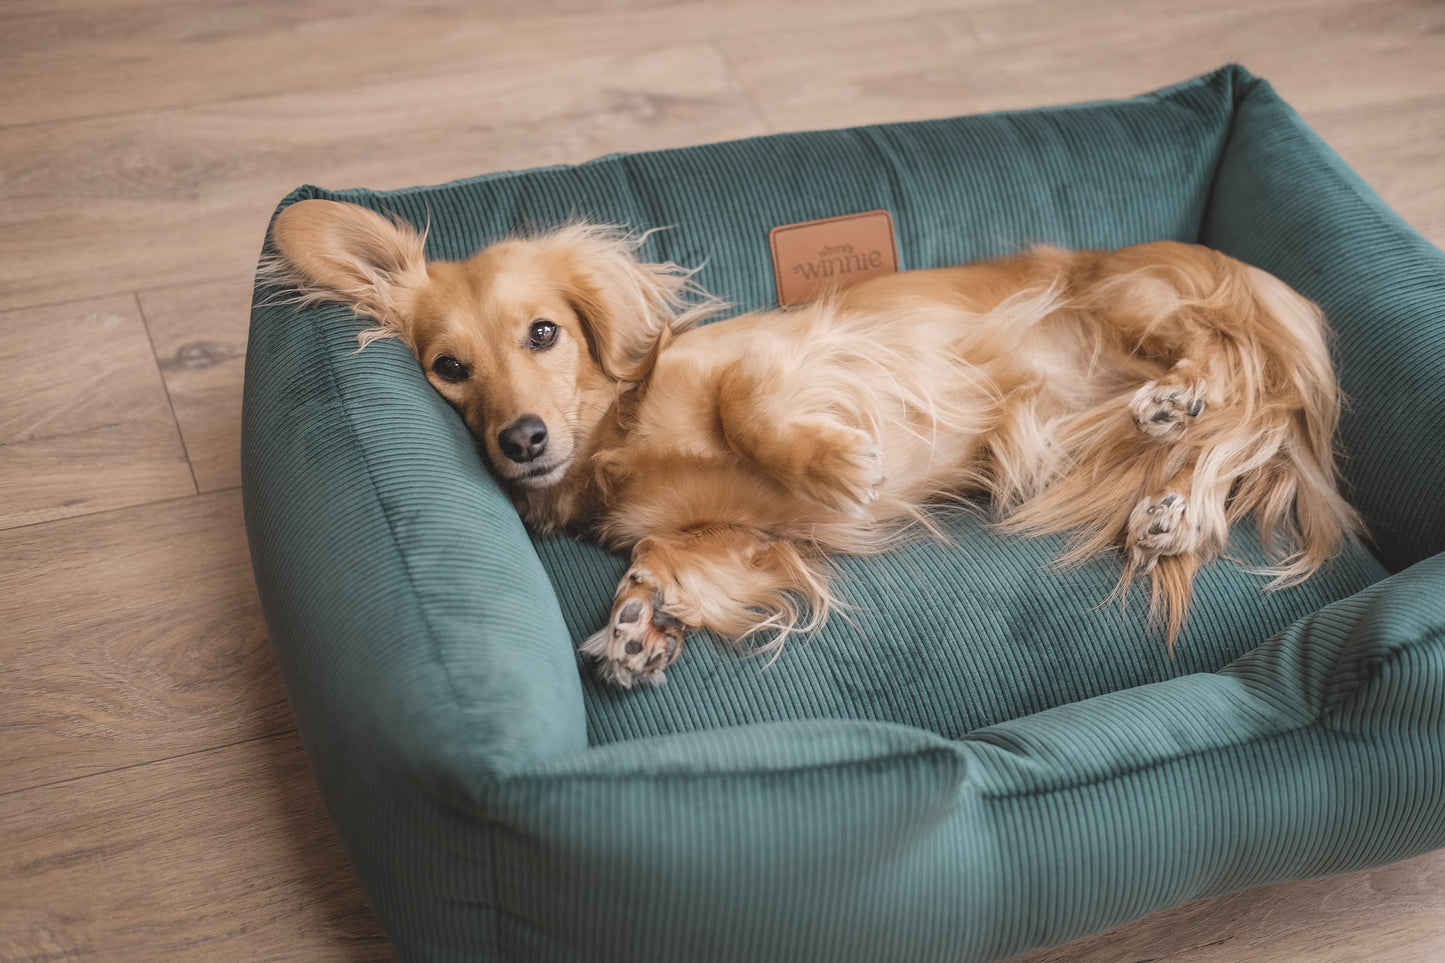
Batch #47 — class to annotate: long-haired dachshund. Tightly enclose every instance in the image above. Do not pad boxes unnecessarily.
[267,200,1362,687]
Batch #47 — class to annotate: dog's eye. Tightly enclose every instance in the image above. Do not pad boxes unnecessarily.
[430,355,469,383]
[528,319,558,349]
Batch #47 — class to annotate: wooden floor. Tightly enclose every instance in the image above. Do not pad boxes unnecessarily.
[1,1,1442,960]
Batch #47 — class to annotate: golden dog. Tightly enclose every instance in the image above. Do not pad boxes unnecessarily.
[268,200,1361,687]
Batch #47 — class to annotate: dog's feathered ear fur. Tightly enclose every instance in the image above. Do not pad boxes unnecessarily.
[540,225,724,383]
[264,199,429,347]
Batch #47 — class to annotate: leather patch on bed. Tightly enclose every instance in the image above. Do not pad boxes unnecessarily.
[769,210,898,306]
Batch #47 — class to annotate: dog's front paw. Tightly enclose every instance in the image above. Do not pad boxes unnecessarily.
[795,420,885,515]
[1130,375,1206,439]
[579,569,686,688]
[1127,492,1195,570]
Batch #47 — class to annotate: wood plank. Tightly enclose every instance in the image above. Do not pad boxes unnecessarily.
[0,489,292,794]
[0,730,395,962]
[0,295,195,530]
[1008,849,1445,962]
[140,280,252,493]
[723,0,1444,126]
[1310,97,1445,248]
[0,41,764,313]
[0,0,978,126]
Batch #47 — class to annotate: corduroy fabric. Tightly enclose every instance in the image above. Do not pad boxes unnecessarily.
[243,65,1445,962]
[551,510,1385,746]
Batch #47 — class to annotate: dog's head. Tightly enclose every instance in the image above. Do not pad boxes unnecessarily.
[267,199,718,490]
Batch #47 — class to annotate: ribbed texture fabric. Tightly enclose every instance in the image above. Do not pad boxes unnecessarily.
[550,511,1384,746]
[242,65,1445,962]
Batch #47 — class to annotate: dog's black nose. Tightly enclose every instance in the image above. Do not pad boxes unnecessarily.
[498,415,549,463]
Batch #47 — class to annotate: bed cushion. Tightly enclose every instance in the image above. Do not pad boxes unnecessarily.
[243,64,1445,962]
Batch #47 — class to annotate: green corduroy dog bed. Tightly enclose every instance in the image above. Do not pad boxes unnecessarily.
[243,65,1445,962]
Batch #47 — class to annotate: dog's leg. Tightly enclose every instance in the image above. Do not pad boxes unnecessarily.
[1125,305,1225,440]
[580,527,830,687]
[1119,455,1235,641]
[1086,259,1229,441]
[1126,487,1199,572]
[1129,356,1211,440]
[1125,454,1236,570]
[715,360,884,514]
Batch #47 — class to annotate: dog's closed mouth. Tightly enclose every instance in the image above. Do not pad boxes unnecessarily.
[506,457,572,489]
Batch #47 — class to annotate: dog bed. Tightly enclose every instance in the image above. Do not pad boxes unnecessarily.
[243,65,1445,962]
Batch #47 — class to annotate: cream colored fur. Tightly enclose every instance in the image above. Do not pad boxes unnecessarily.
[267,199,1363,687]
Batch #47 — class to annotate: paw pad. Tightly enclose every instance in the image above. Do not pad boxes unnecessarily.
[1130,379,1207,439]
[580,574,685,688]
[1128,492,1194,568]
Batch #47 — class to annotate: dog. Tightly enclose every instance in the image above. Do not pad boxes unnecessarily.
[266,199,1362,687]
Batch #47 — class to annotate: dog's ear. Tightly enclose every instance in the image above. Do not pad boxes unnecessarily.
[543,225,722,382]
[265,199,429,346]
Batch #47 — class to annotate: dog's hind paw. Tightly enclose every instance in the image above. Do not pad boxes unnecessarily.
[1127,492,1195,570]
[1130,374,1206,439]
[580,568,685,688]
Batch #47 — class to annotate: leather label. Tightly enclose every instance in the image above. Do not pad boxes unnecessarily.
[769,210,898,306]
